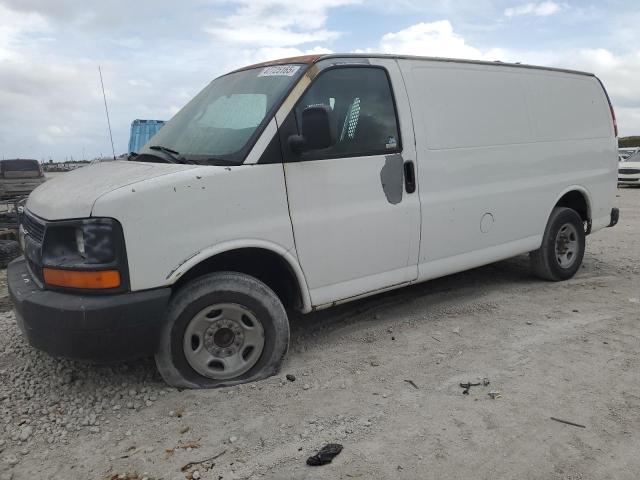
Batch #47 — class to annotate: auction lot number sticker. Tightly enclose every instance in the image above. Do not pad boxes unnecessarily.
[258,65,301,77]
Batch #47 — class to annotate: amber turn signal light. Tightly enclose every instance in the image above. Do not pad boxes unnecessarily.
[43,268,121,289]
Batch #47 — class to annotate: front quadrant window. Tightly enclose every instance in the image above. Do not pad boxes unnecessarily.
[138,64,305,165]
[295,67,401,159]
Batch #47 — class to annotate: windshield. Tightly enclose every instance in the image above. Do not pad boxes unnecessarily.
[138,64,306,165]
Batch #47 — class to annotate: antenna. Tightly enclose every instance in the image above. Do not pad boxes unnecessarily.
[99,66,116,160]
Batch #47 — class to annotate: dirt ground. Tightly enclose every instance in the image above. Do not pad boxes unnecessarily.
[1,187,639,480]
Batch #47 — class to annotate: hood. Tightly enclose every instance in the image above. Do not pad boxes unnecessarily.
[27,161,200,220]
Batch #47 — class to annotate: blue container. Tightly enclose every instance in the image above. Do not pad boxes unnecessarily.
[128,119,166,153]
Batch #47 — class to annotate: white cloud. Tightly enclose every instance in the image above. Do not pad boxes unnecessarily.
[504,1,562,17]
[206,0,359,47]
[1,2,640,162]
[0,4,48,60]
[375,21,507,61]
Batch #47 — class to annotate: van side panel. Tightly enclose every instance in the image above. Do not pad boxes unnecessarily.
[398,59,617,278]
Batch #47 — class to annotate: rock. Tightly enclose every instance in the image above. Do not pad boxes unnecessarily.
[192,470,201,479]
[370,361,380,367]
[526,321,533,325]
[286,374,296,382]
[18,426,33,441]
[89,426,100,433]
[229,436,238,443]
[488,391,501,399]
[4,454,19,466]
[302,384,310,390]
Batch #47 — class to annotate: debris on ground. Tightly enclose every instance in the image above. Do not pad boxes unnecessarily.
[460,378,490,395]
[404,379,419,389]
[180,449,227,472]
[306,443,343,466]
[460,382,480,394]
[488,391,501,399]
[550,417,586,428]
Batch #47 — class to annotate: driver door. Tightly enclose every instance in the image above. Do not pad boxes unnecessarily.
[281,60,421,307]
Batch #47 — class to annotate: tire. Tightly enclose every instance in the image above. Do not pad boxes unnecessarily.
[155,272,290,389]
[0,240,21,269]
[530,207,585,281]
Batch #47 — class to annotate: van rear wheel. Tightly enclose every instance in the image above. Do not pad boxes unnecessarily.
[530,207,585,281]
[155,272,289,389]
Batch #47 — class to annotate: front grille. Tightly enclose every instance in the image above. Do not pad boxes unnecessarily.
[619,168,640,175]
[21,211,45,243]
[21,211,45,285]
[619,177,638,182]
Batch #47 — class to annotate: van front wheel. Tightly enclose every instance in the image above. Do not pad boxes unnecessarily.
[530,207,585,281]
[155,272,290,389]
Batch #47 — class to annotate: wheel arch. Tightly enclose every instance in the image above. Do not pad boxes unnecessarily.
[166,240,312,313]
[551,186,592,233]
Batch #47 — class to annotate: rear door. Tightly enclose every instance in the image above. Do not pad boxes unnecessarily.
[281,60,420,306]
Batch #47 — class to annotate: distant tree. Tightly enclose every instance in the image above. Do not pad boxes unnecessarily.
[619,136,640,148]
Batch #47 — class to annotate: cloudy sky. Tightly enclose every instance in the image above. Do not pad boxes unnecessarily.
[1,0,638,161]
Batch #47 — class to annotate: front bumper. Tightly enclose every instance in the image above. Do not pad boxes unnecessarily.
[618,174,640,184]
[8,257,171,361]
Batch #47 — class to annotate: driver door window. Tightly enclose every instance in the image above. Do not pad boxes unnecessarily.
[294,67,401,159]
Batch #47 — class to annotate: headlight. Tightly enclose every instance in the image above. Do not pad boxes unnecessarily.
[41,218,127,291]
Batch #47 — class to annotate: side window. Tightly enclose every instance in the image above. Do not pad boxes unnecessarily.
[295,67,401,159]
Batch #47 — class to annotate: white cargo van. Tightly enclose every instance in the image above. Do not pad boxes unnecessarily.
[9,54,619,388]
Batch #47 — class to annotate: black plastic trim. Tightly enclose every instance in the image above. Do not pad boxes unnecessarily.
[608,207,619,227]
[8,257,171,361]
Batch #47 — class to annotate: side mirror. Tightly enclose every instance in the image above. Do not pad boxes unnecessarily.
[288,105,336,153]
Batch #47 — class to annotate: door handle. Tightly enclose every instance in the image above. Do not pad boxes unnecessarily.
[404,160,416,194]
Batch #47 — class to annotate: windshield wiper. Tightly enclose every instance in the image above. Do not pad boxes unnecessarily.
[149,145,184,163]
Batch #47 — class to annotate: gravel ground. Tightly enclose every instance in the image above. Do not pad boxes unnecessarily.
[0,187,639,480]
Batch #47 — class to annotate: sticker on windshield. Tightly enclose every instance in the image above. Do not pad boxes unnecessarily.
[258,65,301,77]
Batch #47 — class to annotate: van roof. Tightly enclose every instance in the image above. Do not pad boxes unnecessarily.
[236,53,594,78]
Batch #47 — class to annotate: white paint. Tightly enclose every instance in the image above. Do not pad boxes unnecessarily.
[397,58,617,281]
[25,56,618,315]
[27,161,199,220]
[243,117,277,165]
[284,58,421,306]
